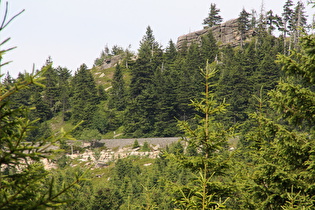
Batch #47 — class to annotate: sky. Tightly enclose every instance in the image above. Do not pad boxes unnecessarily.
[1,0,314,77]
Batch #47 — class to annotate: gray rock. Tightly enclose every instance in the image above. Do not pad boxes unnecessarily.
[177,19,255,50]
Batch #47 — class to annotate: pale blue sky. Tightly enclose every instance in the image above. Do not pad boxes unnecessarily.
[1,0,313,77]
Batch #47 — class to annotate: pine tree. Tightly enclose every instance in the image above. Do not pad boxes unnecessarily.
[254,34,282,92]
[129,26,162,97]
[266,10,283,34]
[164,39,177,64]
[70,64,99,126]
[256,1,267,34]
[42,59,60,115]
[282,0,294,53]
[291,1,308,49]
[152,65,180,136]
[238,34,315,209]
[250,9,258,30]
[203,3,223,27]
[170,61,233,209]
[125,26,163,136]
[56,66,71,121]
[0,52,84,210]
[109,64,126,111]
[200,31,218,64]
[176,43,203,122]
[238,8,251,46]
[217,45,253,124]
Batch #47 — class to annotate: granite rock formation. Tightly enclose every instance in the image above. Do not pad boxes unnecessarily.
[177,18,255,50]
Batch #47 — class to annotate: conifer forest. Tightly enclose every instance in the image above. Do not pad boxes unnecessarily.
[2,1,315,209]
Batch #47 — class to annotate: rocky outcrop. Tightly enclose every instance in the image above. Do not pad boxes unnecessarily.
[101,55,122,69]
[177,19,255,50]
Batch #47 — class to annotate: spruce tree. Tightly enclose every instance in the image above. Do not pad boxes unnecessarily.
[291,1,308,49]
[152,65,180,136]
[238,8,251,46]
[266,10,283,34]
[42,59,60,115]
[176,43,203,121]
[125,26,163,136]
[164,39,177,64]
[109,64,126,111]
[56,66,71,121]
[0,6,85,203]
[70,63,99,126]
[217,45,253,124]
[0,70,85,209]
[129,26,162,97]
[203,3,223,27]
[200,31,218,64]
[170,61,233,209]
[282,0,294,53]
[238,34,315,209]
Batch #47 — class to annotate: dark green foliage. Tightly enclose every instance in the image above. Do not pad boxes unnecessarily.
[200,31,218,64]
[282,0,294,53]
[217,46,253,123]
[0,70,85,209]
[282,0,294,24]
[291,1,308,31]
[97,85,107,101]
[124,87,158,137]
[78,128,102,141]
[270,34,315,126]
[91,106,110,134]
[141,141,150,152]
[111,44,124,55]
[31,90,53,122]
[266,10,283,34]
[164,39,178,63]
[109,64,126,111]
[129,26,163,97]
[4,4,315,209]
[70,63,99,126]
[216,33,282,126]
[92,188,123,210]
[151,65,181,136]
[56,66,72,121]
[114,158,141,180]
[54,167,93,210]
[236,34,315,209]
[42,58,60,113]
[238,8,251,44]
[169,62,234,209]
[132,139,140,148]
[203,3,223,27]
[124,26,167,136]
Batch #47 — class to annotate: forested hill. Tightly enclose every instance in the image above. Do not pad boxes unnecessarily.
[5,1,315,209]
[3,0,310,141]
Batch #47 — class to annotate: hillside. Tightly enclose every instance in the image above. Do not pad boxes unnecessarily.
[3,1,315,209]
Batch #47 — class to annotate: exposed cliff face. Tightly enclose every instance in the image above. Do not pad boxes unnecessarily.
[177,19,255,50]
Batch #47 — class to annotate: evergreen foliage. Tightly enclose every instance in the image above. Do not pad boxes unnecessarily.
[3,2,315,209]
[238,8,251,45]
[236,34,315,209]
[0,69,85,209]
[70,63,99,126]
[169,61,234,209]
[109,64,126,111]
[203,3,223,27]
